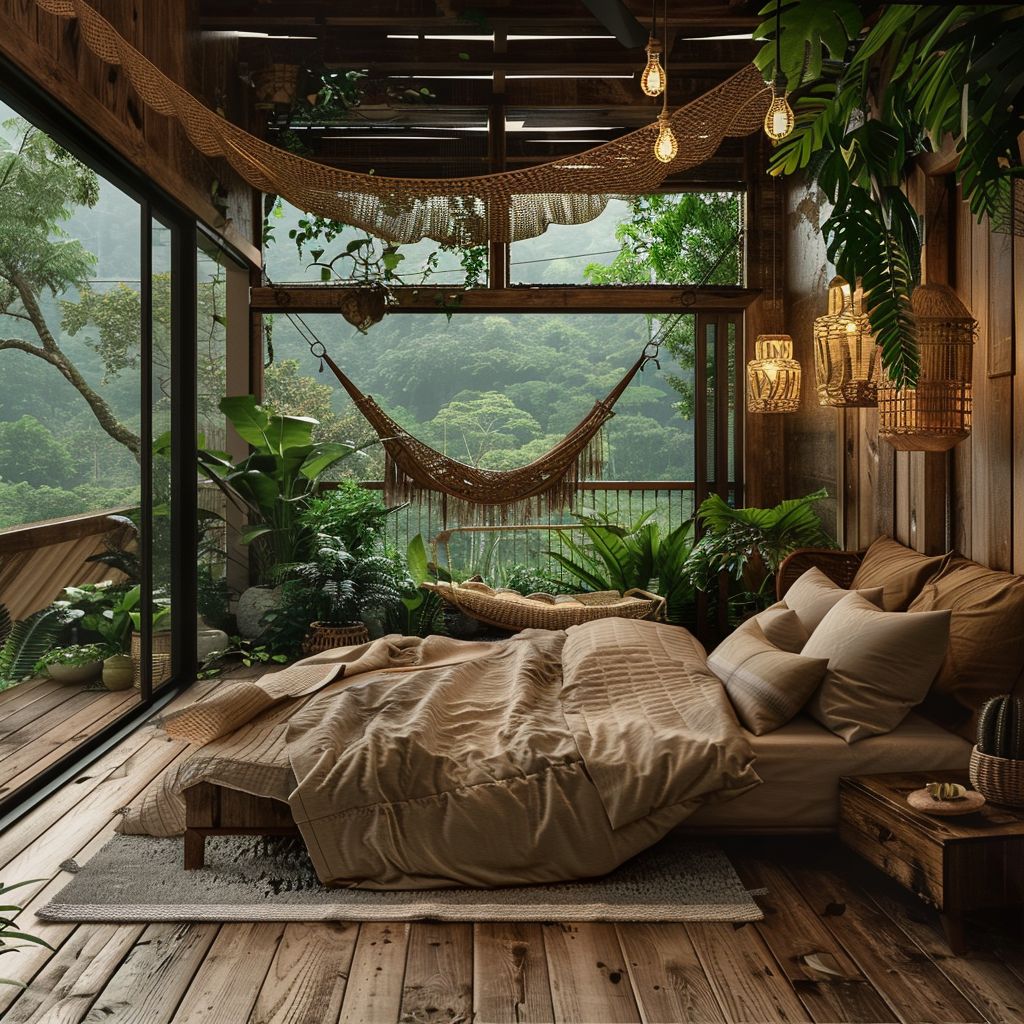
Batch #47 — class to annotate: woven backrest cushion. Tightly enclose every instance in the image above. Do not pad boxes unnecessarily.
[850,536,951,611]
[708,619,828,736]
[804,592,951,743]
[783,567,884,634]
[908,556,1024,738]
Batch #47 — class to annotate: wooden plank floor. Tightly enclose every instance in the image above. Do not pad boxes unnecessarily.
[1,680,1022,1023]
[0,674,140,801]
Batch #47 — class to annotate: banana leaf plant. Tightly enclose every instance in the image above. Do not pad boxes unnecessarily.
[547,510,697,625]
[158,395,375,583]
[684,489,834,613]
[754,2,1024,388]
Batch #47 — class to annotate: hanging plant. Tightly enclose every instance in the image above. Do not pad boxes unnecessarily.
[753,2,1024,388]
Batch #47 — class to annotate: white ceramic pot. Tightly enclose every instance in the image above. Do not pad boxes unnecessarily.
[48,661,102,685]
[235,585,282,638]
[197,621,230,661]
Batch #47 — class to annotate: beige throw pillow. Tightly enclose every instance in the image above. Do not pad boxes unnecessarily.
[851,536,950,611]
[804,592,951,743]
[784,566,885,633]
[753,603,809,654]
[709,619,829,736]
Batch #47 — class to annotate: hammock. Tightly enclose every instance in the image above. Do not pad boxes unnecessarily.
[319,349,651,524]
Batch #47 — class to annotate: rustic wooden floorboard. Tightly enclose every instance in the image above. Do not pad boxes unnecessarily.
[0,674,141,799]
[0,685,1022,1024]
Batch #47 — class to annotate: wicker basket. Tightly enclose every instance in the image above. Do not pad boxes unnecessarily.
[130,630,173,689]
[969,746,1024,807]
[302,621,371,656]
[423,582,666,632]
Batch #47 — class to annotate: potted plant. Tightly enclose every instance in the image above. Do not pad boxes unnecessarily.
[684,489,834,624]
[158,396,372,633]
[77,586,136,690]
[35,643,108,685]
[126,588,173,689]
[971,696,1024,807]
[276,535,403,655]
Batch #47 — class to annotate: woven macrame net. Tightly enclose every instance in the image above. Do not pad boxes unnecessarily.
[322,351,649,524]
[31,0,771,245]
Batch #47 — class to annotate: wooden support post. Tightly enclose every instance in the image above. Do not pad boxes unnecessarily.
[488,30,509,288]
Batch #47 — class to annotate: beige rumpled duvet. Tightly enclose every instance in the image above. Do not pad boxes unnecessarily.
[120,618,759,888]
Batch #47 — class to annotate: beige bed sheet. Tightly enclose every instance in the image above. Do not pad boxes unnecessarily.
[687,711,972,830]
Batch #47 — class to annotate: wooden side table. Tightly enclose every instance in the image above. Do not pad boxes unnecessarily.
[839,771,1024,953]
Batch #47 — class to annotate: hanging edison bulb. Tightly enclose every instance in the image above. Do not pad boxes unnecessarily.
[653,112,678,163]
[640,37,665,97]
[764,81,794,142]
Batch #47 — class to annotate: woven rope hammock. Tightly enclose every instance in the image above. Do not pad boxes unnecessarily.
[317,346,653,524]
[30,0,772,245]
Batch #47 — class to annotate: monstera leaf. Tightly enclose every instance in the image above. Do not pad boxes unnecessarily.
[753,0,863,85]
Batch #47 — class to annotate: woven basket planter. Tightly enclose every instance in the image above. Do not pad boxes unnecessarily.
[252,63,299,107]
[969,746,1024,807]
[130,631,173,689]
[302,622,370,656]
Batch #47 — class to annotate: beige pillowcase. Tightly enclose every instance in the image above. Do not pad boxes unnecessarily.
[804,592,952,743]
[753,603,809,654]
[851,536,950,611]
[784,566,885,633]
[709,619,829,736]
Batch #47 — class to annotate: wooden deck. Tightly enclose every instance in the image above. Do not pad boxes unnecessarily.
[1,678,1022,1024]
[0,674,139,801]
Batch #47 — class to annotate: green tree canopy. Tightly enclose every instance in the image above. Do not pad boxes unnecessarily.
[0,415,78,488]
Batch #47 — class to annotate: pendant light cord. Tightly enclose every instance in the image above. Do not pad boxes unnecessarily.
[661,0,669,114]
[774,0,784,90]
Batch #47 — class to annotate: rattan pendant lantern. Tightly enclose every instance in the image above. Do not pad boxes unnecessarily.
[878,283,975,451]
[814,276,881,407]
[747,334,802,413]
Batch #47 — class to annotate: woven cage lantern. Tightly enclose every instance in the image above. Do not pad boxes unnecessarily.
[747,334,802,414]
[877,283,975,451]
[814,276,881,407]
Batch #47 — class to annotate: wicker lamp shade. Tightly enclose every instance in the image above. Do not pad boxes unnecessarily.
[747,334,801,414]
[814,277,881,407]
[878,283,975,451]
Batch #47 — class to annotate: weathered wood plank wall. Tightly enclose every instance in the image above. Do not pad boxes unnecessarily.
[784,162,1021,571]
[0,0,258,261]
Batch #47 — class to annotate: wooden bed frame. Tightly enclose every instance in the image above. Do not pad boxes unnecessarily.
[182,547,869,869]
[183,782,299,869]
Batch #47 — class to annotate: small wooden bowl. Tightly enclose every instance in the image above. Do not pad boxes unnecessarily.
[906,788,986,816]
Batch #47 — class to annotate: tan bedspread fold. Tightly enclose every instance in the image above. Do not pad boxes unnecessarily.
[122,621,758,889]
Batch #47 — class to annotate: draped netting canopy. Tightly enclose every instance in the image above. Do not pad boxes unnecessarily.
[31,0,772,245]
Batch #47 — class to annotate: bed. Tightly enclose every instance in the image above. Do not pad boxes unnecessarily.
[120,619,760,889]
[687,712,971,832]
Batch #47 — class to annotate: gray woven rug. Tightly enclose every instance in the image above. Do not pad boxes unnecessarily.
[38,834,763,924]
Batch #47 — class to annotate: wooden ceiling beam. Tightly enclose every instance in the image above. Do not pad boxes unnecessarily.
[251,284,759,314]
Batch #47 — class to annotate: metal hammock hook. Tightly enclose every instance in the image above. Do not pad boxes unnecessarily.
[641,339,662,371]
[309,340,327,373]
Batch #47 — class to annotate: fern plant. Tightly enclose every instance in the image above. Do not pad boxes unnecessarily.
[0,608,65,688]
[0,879,52,988]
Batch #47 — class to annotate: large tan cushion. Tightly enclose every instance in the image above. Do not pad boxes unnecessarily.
[753,603,810,654]
[851,536,950,611]
[804,592,951,743]
[709,619,828,736]
[908,556,1024,737]
[784,567,884,634]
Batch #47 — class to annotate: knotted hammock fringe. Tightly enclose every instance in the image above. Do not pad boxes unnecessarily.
[29,0,772,245]
[321,351,647,524]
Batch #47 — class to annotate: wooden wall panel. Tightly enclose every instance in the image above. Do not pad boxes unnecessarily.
[0,0,258,260]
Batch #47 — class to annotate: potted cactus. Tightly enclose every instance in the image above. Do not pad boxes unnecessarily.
[970,695,1024,807]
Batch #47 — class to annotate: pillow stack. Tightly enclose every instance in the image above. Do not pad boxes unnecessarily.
[709,565,951,744]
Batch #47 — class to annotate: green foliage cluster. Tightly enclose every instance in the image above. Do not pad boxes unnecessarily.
[755,1,1024,387]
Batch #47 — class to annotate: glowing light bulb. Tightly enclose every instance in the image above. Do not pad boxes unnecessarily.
[653,114,678,163]
[764,89,794,142]
[640,38,664,97]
